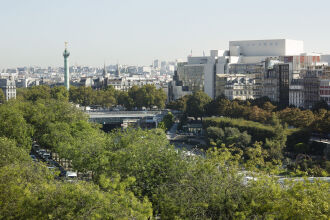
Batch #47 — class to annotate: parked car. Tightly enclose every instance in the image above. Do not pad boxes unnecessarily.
[66,171,78,182]
[37,149,46,156]
[66,171,77,178]
[42,152,51,159]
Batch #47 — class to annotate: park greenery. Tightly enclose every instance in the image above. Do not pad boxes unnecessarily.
[158,111,175,131]
[0,86,329,219]
[17,84,167,110]
[169,91,330,176]
[169,93,330,134]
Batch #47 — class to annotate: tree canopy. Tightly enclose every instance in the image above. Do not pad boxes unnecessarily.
[0,87,329,219]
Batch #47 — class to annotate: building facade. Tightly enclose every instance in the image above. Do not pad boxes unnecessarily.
[0,77,16,101]
[320,79,330,106]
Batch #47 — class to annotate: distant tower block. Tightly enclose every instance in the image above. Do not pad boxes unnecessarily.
[116,63,120,77]
[63,42,70,90]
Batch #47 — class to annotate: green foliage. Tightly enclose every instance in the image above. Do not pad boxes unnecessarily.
[204,115,287,171]
[204,116,276,143]
[127,84,166,109]
[264,114,287,161]
[170,94,330,134]
[157,149,246,219]
[0,137,30,167]
[68,84,166,110]
[1,86,329,219]
[157,121,167,131]
[206,126,251,149]
[17,85,52,101]
[278,107,315,128]
[311,109,330,134]
[17,84,167,110]
[0,89,5,103]
[206,126,224,146]
[166,95,189,112]
[0,101,32,149]
[205,96,273,124]
[243,177,330,219]
[69,86,95,106]
[0,162,152,219]
[186,91,212,119]
[50,86,69,102]
[100,128,187,198]
[159,112,174,131]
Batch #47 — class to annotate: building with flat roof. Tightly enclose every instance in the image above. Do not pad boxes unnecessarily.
[229,39,304,57]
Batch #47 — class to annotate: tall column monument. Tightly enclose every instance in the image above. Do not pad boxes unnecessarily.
[63,42,70,90]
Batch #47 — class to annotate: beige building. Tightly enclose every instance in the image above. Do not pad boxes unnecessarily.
[216,74,259,100]
[0,77,16,101]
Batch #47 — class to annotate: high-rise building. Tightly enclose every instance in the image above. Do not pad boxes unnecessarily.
[116,64,120,77]
[153,59,160,69]
[63,42,70,90]
[171,39,305,100]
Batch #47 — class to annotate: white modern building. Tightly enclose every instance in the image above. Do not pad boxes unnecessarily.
[173,39,305,100]
[229,39,304,57]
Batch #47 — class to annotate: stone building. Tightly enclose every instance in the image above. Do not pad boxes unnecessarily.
[0,77,16,101]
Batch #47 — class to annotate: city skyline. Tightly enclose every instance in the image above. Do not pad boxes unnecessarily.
[1,0,330,69]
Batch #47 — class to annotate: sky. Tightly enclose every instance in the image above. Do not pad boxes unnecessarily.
[1,0,330,69]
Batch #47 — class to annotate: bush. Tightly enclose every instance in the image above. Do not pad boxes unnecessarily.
[203,117,275,143]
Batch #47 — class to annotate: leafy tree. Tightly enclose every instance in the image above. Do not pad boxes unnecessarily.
[116,90,133,109]
[206,126,224,145]
[0,89,5,103]
[4,85,330,219]
[262,101,276,112]
[311,109,330,134]
[103,128,187,199]
[17,85,51,102]
[186,91,212,120]
[69,86,95,106]
[101,86,117,108]
[128,85,145,109]
[278,108,315,128]
[0,137,30,167]
[160,112,174,131]
[50,86,69,102]
[157,121,167,131]
[264,114,286,162]
[0,163,152,219]
[166,96,189,112]
[0,101,32,149]
[127,84,166,109]
[244,141,267,171]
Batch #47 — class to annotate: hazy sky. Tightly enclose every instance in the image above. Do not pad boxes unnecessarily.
[1,0,330,68]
